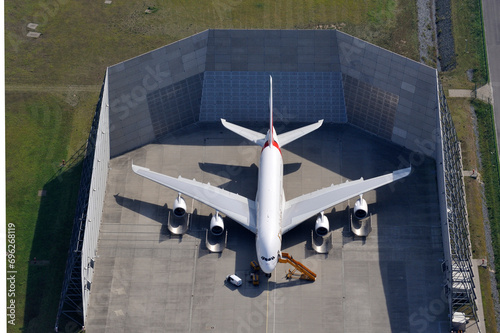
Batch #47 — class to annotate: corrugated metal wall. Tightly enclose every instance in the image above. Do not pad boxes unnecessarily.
[81,70,110,320]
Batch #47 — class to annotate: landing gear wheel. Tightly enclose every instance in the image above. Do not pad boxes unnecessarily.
[265,273,271,278]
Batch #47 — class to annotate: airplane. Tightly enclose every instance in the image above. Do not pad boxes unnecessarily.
[132,76,411,277]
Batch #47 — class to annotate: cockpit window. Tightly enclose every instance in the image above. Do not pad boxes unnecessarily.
[261,256,275,262]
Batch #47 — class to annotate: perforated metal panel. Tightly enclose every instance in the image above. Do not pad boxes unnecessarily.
[200,71,347,123]
[147,73,204,136]
[343,74,399,140]
[107,29,440,158]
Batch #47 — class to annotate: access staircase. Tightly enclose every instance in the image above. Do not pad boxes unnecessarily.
[278,252,317,281]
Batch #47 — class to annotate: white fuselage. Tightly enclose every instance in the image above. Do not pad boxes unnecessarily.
[255,136,284,274]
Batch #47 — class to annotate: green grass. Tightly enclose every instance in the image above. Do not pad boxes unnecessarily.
[23,162,83,332]
[453,0,488,85]
[5,0,419,87]
[367,0,396,24]
[441,0,488,89]
[471,99,499,332]
[480,267,498,333]
[474,100,500,270]
[5,93,92,332]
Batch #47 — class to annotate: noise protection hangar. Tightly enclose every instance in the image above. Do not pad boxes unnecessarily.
[57,29,480,332]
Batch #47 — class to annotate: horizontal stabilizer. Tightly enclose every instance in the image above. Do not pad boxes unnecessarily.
[221,119,267,147]
[221,118,324,148]
[278,120,324,147]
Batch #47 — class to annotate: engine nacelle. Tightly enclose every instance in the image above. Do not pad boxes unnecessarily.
[210,212,224,236]
[315,212,330,236]
[353,196,368,219]
[173,194,186,218]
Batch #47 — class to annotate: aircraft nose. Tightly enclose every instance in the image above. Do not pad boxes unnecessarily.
[260,260,276,274]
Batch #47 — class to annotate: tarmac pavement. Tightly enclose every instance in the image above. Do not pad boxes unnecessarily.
[85,123,449,332]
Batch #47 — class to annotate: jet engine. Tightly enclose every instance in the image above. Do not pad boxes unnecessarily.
[210,212,224,236]
[353,195,368,219]
[315,212,330,236]
[173,194,187,218]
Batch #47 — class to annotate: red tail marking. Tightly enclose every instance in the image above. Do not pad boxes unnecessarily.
[262,140,282,155]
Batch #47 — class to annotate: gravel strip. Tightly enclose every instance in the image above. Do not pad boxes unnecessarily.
[435,0,456,70]
[417,0,436,65]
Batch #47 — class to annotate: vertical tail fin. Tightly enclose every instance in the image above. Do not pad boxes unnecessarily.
[269,75,273,147]
[222,75,323,149]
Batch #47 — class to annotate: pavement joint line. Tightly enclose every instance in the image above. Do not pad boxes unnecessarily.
[272,273,276,333]
[188,243,198,333]
[266,277,270,333]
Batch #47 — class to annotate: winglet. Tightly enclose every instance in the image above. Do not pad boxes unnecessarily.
[393,166,412,180]
[131,162,150,174]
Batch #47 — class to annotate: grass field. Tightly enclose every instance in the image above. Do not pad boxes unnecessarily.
[4,0,493,332]
[5,0,418,86]
[440,0,488,88]
[472,99,499,333]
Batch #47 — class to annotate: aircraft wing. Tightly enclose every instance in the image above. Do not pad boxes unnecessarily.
[282,167,411,234]
[132,164,257,233]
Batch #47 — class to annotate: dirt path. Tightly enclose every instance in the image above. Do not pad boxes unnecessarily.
[5,84,101,93]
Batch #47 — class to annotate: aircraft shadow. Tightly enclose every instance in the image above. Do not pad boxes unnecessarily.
[113,194,167,225]
[113,193,258,253]
[113,194,204,244]
[199,162,302,177]
[198,162,301,199]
